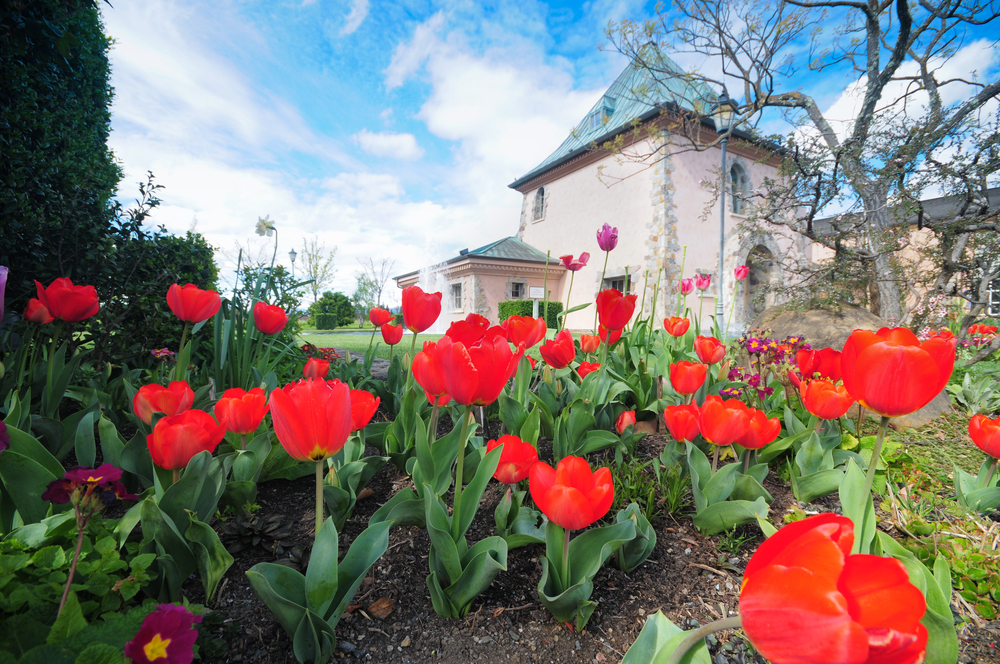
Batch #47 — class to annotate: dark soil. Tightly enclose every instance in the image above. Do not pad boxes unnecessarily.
[194,432,1000,664]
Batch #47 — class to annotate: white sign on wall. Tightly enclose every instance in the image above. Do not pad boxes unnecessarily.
[529,286,545,299]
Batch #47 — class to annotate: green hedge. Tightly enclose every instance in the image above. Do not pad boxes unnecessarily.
[497,301,563,329]
[314,314,340,330]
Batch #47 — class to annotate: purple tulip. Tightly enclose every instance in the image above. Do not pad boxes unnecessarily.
[596,224,618,252]
[559,253,590,271]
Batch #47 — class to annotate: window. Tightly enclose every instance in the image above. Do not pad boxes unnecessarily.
[510,282,525,299]
[450,283,462,311]
[730,164,750,215]
[589,112,604,131]
[605,276,631,293]
[989,278,1000,316]
[533,187,545,221]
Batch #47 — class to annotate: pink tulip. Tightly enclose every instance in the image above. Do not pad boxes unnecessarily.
[559,253,590,271]
[694,274,711,291]
[596,224,618,252]
[679,278,694,295]
[735,265,749,281]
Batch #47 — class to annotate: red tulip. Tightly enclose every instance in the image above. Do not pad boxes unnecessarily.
[133,381,195,425]
[734,265,749,281]
[503,315,547,349]
[694,336,726,364]
[349,389,380,432]
[147,410,226,470]
[446,313,502,346]
[598,325,622,345]
[741,514,927,664]
[436,333,523,406]
[25,298,54,324]
[527,356,537,370]
[401,285,442,333]
[303,358,330,379]
[841,327,955,418]
[559,253,590,271]
[413,340,452,406]
[734,409,781,450]
[969,414,1000,458]
[694,274,711,291]
[381,322,403,345]
[596,289,637,331]
[669,361,707,395]
[698,395,750,446]
[253,302,288,335]
[664,404,701,442]
[529,456,613,531]
[369,307,393,327]
[663,316,690,337]
[269,378,352,461]
[35,278,100,323]
[486,435,539,485]
[615,410,636,435]
[577,362,600,378]
[579,334,600,353]
[166,283,220,324]
[540,329,576,369]
[214,387,269,436]
[797,347,842,383]
[801,380,856,420]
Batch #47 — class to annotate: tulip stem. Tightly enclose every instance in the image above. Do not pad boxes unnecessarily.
[172,469,180,484]
[676,246,687,316]
[241,434,247,451]
[725,280,739,340]
[985,458,998,487]
[365,325,378,363]
[664,616,742,664]
[408,332,418,369]
[712,446,719,474]
[742,450,750,474]
[452,406,474,540]
[595,335,611,398]
[561,527,571,590]
[176,322,190,383]
[427,403,440,444]
[562,270,575,332]
[542,251,551,325]
[593,251,610,332]
[315,461,324,537]
[862,416,890,499]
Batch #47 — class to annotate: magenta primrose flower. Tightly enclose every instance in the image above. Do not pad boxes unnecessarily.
[679,278,694,295]
[0,421,8,456]
[559,253,590,271]
[735,265,749,281]
[596,224,618,251]
[694,274,712,291]
[41,463,136,505]
[125,604,203,664]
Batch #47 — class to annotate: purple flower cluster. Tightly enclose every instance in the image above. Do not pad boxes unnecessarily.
[42,463,137,507]
[151,348,176,360]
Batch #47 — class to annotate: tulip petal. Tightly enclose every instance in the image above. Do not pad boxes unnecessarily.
[744,514,853,581]
[854,343,941,416]
[837,555,926,632]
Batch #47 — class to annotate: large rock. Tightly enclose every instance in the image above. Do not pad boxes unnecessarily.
[752,302,950,428]
[751,302,886,351]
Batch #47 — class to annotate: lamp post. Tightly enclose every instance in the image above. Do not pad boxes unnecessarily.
[289,248,297,278]
[712,88,737,337]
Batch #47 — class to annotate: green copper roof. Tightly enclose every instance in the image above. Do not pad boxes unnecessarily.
[510,48,718,188]
[450,236,554,264]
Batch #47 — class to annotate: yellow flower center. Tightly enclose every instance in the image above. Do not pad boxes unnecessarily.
[143,633,172,660]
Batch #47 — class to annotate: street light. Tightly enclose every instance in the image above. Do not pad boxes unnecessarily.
[712,87,738,336]
[289,248,297,278]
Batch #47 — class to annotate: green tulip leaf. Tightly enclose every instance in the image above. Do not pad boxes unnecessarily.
[731,473,773,503]
[305,517,340,617]
[691,498,769,535]
[536,557,598,631]
[700,463,740,505]
[791,468,844,504]
[615,504,657,573]
[0,450,61,525]
[185,511,234,601]
[566,520,635,587]
[424,490,463,586]
[246,563,308,637]
[368,488,424,528]
[621,611,712,664]
[327,520,391,625]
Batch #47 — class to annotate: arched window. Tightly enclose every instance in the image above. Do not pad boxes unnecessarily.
[533,187,545,220]
[730,164,750,215]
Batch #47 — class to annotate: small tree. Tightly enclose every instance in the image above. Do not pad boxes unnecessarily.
[301,235,337,304]
[357,257,395,308]
[352,274,378,327]
[311,291,354,328]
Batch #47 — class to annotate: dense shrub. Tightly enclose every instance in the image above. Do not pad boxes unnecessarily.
[311,292,353,328]
[498,300,563,328]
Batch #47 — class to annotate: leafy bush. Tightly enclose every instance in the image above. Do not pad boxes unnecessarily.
[311,291,354,328]
[497,300,562,328]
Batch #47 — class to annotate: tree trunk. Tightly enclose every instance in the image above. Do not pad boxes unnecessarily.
[860,189,903,322]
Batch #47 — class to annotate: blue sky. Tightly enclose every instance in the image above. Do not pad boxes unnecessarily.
[101,1,998,303]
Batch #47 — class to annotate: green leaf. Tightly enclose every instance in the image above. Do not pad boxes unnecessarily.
[185,511,234,601]
[74,412,96,469]
[520,407,541,445]
[246,563,308,638]
[424,491,463,586]
[160,451,224,525]
[0,450,61,525]
[755,516,778,538]
[96,417,125,469]
[0,614,51,657]
[621,611,712,664]
[431,537,507,618]
[791,468,844,504]
[32,545,66,569]
[700,463,739,505]
[368,488,424,528]
[119,431,155,489]
[47,591,88,644]
[326,520,391,625]
[839,460,875,554]
[456,447,502,540]
[692,498,769,535]
[75,643,125,664]
[566,520,635,586]
[305,518,340,617]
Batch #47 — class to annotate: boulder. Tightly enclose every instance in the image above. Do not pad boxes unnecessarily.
[750,302,886,351]
[752,302,951,428]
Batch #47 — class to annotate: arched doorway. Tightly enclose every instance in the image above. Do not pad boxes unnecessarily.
[743,245,776,322]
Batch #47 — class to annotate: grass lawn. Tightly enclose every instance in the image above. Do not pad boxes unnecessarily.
[298,328,567,361]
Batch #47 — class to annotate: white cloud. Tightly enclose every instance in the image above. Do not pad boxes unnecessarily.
[352,130,425,160]
[340,0,369,36]
[384,12,446,90]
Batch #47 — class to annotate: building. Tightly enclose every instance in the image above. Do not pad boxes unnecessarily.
[510,52,808,330]
[394,237,566,328]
